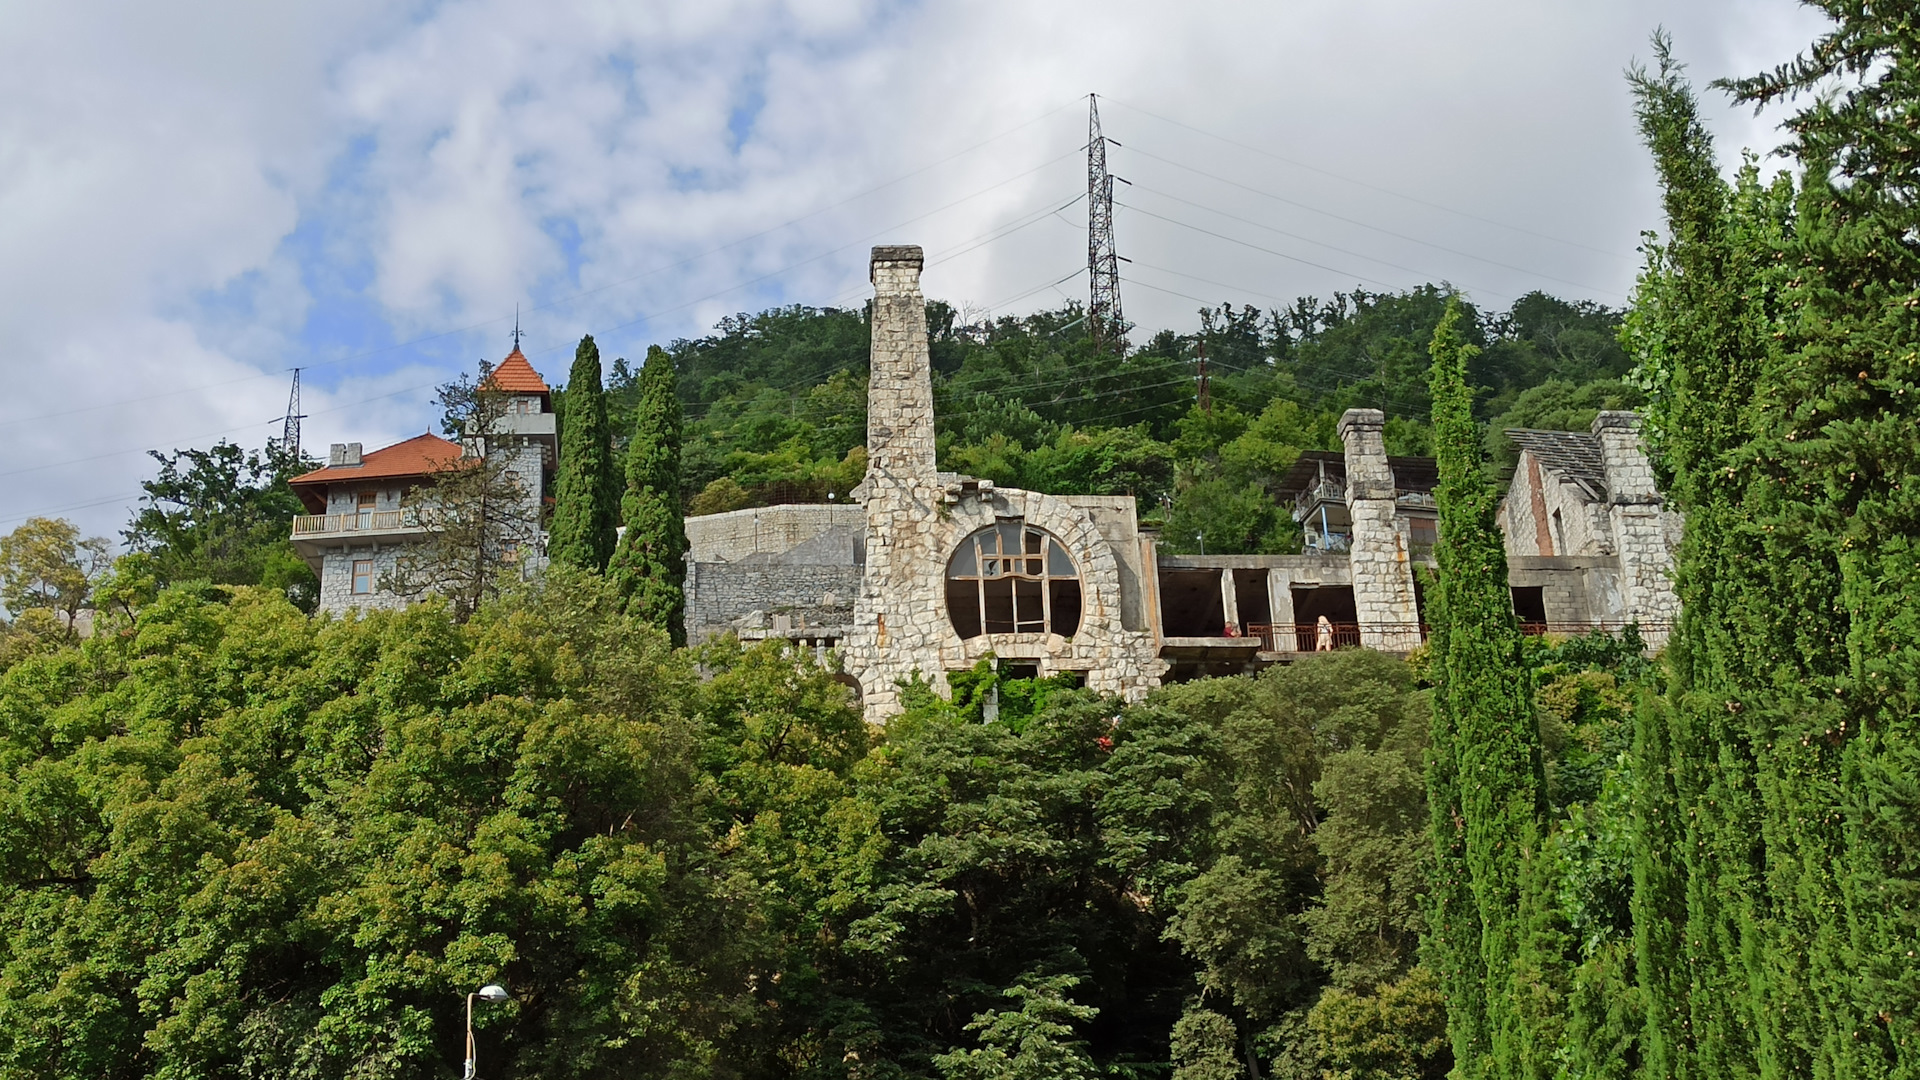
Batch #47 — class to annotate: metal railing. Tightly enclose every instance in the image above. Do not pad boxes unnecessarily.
[292,510,415,536]
[1291,479,1346,521]
[1239,620,1674,653]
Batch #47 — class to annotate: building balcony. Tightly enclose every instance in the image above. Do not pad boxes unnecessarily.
[292,510,431,544]
[1291,479,1346,522]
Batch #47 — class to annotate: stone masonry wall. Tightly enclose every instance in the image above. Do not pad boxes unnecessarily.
[1593,411,1679,646]
[843,246,1163,721]
[685,562,860,642]
[317,547,411,617]
[1338,409,1422,651]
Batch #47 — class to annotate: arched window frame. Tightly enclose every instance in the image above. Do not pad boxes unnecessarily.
[945,519,1082,639]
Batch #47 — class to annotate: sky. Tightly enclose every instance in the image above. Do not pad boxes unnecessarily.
[0,0,1831,540]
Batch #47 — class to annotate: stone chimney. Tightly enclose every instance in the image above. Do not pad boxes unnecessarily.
[866,245,936,493]
[1337,409,1420,651]
[1592,411,1659,505]
[329,442,363,467]
[1591,411,1678,642]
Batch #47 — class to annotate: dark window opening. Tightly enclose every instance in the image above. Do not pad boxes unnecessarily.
[1292,585,1360,650]
[1159,569,1226,636]
[1000,662,1040,682]
[1512,586,1547,630]
[1409,516,1437,554]
[1233,569,1272,631]
[947,520,1081,640]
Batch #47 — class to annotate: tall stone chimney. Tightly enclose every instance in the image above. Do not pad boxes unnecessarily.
[1592,411,1678,644]
[866,245,936,493]
[847,245,939,720]
[1338,409,1421,651]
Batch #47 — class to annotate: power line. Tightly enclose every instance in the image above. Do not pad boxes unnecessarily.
[1117,142,1626,298]
[1125,181,1572,301]
[1100,95,1634,261]
[520,146,1088,359]
[0,99,1089,435]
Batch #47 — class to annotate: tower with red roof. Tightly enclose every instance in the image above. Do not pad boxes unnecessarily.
[289,345,555,615]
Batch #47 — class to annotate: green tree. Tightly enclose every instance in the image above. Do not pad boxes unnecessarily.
[932,974,1102,1080]
[124,440,319,609]
[608,345,687,645]
[391,363,546,620]
[548,335,619,571]
[0,517,110,639]
[1423,298,1542,1080]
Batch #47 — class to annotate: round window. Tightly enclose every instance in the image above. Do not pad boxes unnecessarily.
[945,520,1081,639]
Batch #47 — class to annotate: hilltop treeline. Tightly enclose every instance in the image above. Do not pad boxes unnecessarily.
[603,286,1637,554]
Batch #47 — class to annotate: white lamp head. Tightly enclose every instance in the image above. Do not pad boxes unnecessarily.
[477,984,510,1003]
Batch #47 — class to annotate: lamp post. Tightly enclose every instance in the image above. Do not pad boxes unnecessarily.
[463,984,510,1079]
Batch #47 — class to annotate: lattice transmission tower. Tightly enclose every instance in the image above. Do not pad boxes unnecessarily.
[1087,94,1127,354]
[280,367,306,459]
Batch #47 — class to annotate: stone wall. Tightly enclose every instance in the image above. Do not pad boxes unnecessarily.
[1593,412,1679,645]
[1501,449,1613,558]
[685,562,860,642]
[1338,409,1422,651]
[316,546,411,616]
[843,246,1163,721]
[685,504,864,563]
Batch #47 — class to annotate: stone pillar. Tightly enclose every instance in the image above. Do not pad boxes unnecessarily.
[1267,570,1296,652]
[866,245,937,491]
[847,246,940,720]
[1593,412,1678,648]
[1339,409,1422,652]
[1219,571,1239,634]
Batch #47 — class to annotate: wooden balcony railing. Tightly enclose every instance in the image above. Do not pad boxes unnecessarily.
[292,510,414,536]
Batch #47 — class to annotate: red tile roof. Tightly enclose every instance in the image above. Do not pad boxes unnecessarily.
[486,347,549,393]
[289,433,470,511]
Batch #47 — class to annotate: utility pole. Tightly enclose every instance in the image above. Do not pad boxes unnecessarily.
[280,367,306,459]
[1087,94,1127,355]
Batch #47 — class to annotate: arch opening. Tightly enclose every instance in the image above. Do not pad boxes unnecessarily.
[945,520,1081,640]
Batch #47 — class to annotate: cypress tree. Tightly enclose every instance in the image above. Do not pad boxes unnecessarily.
[548,334,618,571]
[607,344,686,645]
[1425,298,1543,1080]
[1624,38,1813,1080]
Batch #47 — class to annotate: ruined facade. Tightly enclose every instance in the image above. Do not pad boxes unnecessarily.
[681,244,1683,721]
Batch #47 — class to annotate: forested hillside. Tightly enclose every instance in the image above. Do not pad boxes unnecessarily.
[0,565,1648,1078]
[605,287,1638,554]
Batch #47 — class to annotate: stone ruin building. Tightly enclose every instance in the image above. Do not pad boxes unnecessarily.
[289,347,555,616]
[686,245,1682,722]
[283,244,1679,717]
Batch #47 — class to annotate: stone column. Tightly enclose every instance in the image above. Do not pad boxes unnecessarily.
[1267,570,1296,652]
[846,246,941,719]
[1219,571,1239,634]
[1340,409,1422,652]
[1593,411,1678,648]
[866,245,937,490]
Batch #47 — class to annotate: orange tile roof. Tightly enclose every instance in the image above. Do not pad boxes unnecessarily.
[486,347,549,393]
[289,432,469,492]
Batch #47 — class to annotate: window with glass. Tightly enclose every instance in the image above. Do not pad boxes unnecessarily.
[351,559,374,595]
[945,520,1081,639]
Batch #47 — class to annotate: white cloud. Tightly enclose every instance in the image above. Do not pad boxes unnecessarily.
[0,0,1831,540]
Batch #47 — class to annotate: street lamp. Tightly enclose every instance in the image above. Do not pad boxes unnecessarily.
[463,984,511,1079]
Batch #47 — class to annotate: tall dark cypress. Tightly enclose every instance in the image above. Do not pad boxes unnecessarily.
[607,344,686,645]
[548,335,618,571]
[1425,298,1543,1080]
[1624,40,1803,1080]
